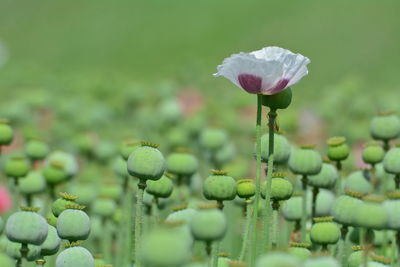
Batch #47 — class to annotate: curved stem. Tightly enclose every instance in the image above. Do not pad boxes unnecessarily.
[249,94,263,266]
[264,109,277,252]
[134,179,146,267]
[301,175,308,242]
[239,200,252,262]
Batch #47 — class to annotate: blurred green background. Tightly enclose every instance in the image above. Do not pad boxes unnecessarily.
[0,0,400,144]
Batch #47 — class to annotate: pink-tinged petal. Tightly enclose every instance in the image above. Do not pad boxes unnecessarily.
[268,78,290,95]
[0,186,12,215]
[238,74,262,94]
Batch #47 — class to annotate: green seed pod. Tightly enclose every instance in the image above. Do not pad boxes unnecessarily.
[310,217,340,245]
[166,149,199,178]
[261,87,293,110]
[166,206,196,224]
[25,138,49,161]
[46,151,78,178]
[140,226,191,267]
[159,98,183,124]
[327,137,350,162]
[6,207,48,245]
[262,173,293,201]
[99,182,122,201]
[43,160,69,185]
[67,183,97,207]
[288,242,311,262]
[199,128,227,151]
[343,171,373,195]
[362,142,385,165]
[282,195,302,222]
[5,241,41,261]
[222,158,250,180]
[354,195,388,230]
[47,213,57,228]
[41,225,61,256]
[112,156,128,178]
[370,112,400,141]
[375,163,396,191]
[331,190,363,226]
[93,141,117,163]
[215,143,236,167]
[383,147,400,175]
[119,140,140,161]
[165,127,190,150]
[303,257,340,267]
[0,252,13,267]
[347,246,364,267]
[308,163,338,189]
[310,189,335,217]
[383,191,400,230]
[260,133,291,165]
[0,119,13,146]
[19,171,46,196]
[146,174,174,198]
[203,170,237,202]
[127,142,166,181]
[52,192,78,217]
[56,246,94,267]
[236,179,255,199]
[190,204,227,242]
[4,155,30,178]
[256,251,299,267]
[288,146,322,176]
[57,207,90,242]
[92,198,116,218]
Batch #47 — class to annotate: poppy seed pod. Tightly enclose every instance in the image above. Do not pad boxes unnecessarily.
[119,140,139,160]
[288,242,311,262]
[331,190,363,227]
[383,146,400,175]
[5,241,41,261]
[166,149,199,178]
[40,225,61,256]
[99,183,123,201]
[56,245,94,267]
[199,128,227,151]
[19,171,46,196]
[25,139,49,161]
[255,252,300,267]
[92,198,117,218]
[370,112,400,142]
[288,146,322,176]
[343,170,373,195]
[260,133,291,165]
[52,192,78,217]
[190,204,227,242]
[140,226,191,267]
[362,142,385,165]
[57,206,91,242]
[127,142,166,181]
[4,155,30,179]
[46,151,78,178]
[263,173,293,201]
[282,195,302,222]
[327,137,350,162]
[43,160,69,185]
[261,87,293,110]
[347,246,364,267]
[203,170,237,202]
[354,195,388,230]
[214,143,236,167]
[308,163,338,189]
[310,217,340,245]
[303,257,340,267]
[236,179,255,199]
[0,119,13,146]
[383,191,400,230]
[67,183,97,207]
[146,174,174,198]
[6,207,48,245]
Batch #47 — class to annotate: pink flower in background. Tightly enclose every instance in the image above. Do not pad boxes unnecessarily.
[0,185,12,214]
[214,46,310,95]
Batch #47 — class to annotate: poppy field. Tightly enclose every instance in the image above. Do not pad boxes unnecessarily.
[1,1,400,267]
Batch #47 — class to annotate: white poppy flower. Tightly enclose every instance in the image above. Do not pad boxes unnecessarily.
[214,46,310,95]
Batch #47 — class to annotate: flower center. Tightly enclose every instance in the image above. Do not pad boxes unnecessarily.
[238,74,262,94]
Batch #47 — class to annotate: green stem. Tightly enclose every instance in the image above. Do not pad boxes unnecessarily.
[271,202,279,248]
[395,174,400,190]
[311,187,319,220]
[134,179,146,267]
[239,200,252,262]
[264,109,277,252]
[249,94,263,266]
[338,225,349,265]
[360,228,368,267]
[301,175,308,242]
[210,241,220,267]
[151,197,159,226]
[396,231,400,266]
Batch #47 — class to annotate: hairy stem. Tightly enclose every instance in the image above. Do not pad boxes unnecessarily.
[239,200,252,262]
[134,179,146,267]
[301,175,308,242]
